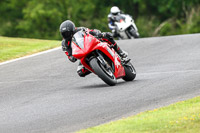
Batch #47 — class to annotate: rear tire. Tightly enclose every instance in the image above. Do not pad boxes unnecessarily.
[122,62,136,81]
[90,58,117,86]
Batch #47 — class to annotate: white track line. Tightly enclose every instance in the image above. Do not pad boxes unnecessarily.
[0,47,61,66]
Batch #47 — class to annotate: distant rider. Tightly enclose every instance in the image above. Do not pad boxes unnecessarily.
[108,6,133,38]
[59,20,129,77]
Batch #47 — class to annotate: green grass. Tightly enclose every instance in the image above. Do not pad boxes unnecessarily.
[0,36,60,62]
[77,96,200,133]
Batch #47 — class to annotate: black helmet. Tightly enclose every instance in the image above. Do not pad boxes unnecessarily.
[60,20,75,40]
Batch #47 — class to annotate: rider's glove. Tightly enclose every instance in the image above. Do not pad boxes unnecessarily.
[97,33,103,38]
[68,56,77,62]
[101,32,113,39]
[62,40,68,51]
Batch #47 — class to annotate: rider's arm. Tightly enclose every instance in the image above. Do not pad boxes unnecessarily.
[108,23,116,30]
[61,39,77,62]
[108,15,116,30]
[89,29,102,37]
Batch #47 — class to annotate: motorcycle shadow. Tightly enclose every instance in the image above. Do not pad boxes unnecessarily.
[78,79,137,89]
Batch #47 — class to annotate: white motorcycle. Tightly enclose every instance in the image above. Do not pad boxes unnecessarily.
[113,15,139,39]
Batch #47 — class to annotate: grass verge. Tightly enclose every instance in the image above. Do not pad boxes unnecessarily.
[77,96,200,133]
[0,36,60,62]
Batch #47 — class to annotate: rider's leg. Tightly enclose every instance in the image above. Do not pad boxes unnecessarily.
[77,61,91,77]
[102,32,128,58]
[112,29,118,38]
[113,44,128,58]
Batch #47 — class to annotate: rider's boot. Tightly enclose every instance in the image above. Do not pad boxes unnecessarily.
[110,39,130,63]
[77,62,91,77]
[116,48,127,58]
[116,47,130,63]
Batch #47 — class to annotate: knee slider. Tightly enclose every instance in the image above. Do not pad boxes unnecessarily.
[77,68,91,77]
[77,69,86,77]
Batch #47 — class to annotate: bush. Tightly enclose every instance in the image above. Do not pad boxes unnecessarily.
[154,6,200,36]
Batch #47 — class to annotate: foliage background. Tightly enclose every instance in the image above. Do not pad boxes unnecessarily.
[0,0,200,40]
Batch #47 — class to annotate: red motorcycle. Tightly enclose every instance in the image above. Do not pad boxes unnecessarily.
[70,29,136,86]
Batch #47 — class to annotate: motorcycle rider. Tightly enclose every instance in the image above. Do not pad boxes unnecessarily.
[108,6,136,38]
[60,20,129,77]
[108,6,122,38]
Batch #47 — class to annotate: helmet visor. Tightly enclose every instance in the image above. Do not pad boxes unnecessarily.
[62,31,73,39]
[112,12,118,15]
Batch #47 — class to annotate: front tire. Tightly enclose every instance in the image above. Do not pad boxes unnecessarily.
[133,32,139,38]
[90,58,117,86]
[122,62,136,81]
[129,27,139,38]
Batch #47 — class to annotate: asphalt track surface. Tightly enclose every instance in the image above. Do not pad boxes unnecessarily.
[0,34,200,133]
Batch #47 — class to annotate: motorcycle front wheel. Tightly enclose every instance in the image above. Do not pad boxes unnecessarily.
[133,32,140,38]
[129,27,139,38]
[90,58,117,86]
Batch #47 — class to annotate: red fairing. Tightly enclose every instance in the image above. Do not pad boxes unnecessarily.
[70,29,125,79]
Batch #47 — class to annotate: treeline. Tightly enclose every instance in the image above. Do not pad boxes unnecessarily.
[0,0,200,40]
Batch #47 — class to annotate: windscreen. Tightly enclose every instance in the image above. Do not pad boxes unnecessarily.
[114,15,125,22]
[73,31,85,49]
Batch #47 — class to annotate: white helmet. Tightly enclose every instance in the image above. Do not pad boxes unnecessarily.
[110,6,120,15]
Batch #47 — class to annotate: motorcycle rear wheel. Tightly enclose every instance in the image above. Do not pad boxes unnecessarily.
[122,62,136,81]
[90,58,117,86]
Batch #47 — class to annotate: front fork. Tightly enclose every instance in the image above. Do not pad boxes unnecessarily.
[132,22,138,32]
[96,50,115,73]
